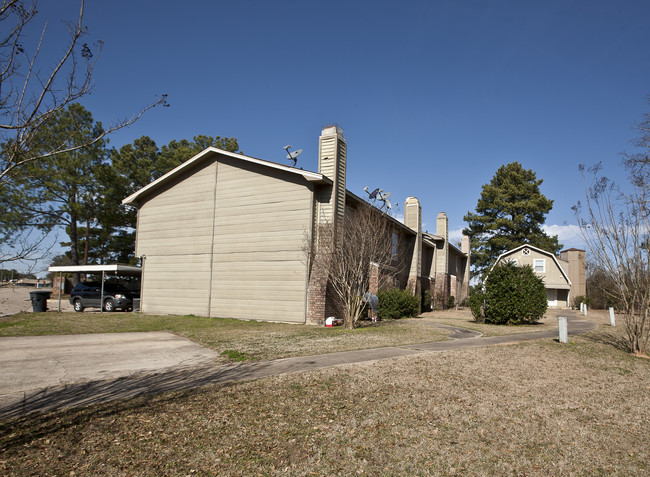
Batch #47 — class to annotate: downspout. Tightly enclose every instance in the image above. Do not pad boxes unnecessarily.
[140,255,146,312]
[304,185,316,323]
[206,161,220,317]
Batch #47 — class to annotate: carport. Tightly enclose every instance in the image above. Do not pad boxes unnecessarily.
[48,264,142,312]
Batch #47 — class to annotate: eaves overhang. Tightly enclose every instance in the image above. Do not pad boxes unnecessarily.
[345,191,416,236]
[48,264,142,276]
[492,244,572,285]
[122,147,331,207]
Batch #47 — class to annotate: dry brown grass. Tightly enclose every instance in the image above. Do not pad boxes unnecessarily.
[419,307,563,336]
[1,313,648,475]
[0,312,450,361]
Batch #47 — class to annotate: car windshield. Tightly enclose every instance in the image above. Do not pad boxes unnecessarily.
[78,282,101,289]
[103,283,129,293]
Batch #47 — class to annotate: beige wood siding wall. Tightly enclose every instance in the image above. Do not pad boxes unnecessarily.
[134,157,313,321]
[209,160,312,322]
[136,162,218,315]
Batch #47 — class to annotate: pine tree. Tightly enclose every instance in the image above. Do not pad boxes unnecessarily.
[97,135,240,263]
[463,162,561,277]
[2,104,106,274]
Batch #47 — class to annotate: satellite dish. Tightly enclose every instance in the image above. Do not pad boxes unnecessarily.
[283,145,302,167]
[364,186,397,212]
[287,149,302,160]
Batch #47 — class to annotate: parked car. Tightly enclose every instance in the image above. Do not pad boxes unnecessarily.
[70,281,139,312]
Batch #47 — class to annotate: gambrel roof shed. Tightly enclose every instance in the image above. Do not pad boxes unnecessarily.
[493,244,573,308]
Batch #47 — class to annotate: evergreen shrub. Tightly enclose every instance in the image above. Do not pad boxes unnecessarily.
[422,289,432,312]
[468,289,485,322]
[378,288,419,319]
[484,262,547,325]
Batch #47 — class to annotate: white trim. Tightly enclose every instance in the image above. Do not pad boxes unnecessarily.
[48,264,142,275]
[122,147,330,206]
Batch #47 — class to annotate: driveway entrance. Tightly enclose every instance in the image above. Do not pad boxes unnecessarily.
[0,332,220,418]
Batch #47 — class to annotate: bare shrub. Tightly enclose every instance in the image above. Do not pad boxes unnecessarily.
[574,101,650,355]
[308,204,401,329]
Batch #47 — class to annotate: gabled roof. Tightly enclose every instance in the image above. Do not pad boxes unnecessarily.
[493,244,571,284]
[122,147,331,207]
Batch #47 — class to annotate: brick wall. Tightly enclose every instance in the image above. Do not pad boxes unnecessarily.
[434,272,449,309]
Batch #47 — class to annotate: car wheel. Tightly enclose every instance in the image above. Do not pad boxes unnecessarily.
[103,299,115,312]
[73,299,84,312]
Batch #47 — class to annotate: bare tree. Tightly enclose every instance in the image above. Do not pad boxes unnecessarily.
[308,203,401,329]
[0,227,54,269]
[0,0,167,183]
[0,0,167,264]
[574,104,650,356]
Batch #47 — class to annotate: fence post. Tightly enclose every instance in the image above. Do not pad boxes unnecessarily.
[558,316,568,343]
[609,307,615,327]
[583,304,588,316]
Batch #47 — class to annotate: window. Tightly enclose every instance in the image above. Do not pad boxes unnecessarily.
[534,259,545,273]
[391,232,398,258]
[507,258,519,266]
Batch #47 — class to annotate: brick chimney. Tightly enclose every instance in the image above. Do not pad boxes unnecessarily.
[405,197,422,304]
[461,235,471,300]
[307,125,347,325]
[435,212,449,308]
[316,125,346,229]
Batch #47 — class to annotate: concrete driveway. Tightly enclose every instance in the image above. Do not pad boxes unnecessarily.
[0,332,220,418]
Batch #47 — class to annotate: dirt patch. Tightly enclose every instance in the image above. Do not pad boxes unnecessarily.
[0,287,73,317]
[0,287,33,317]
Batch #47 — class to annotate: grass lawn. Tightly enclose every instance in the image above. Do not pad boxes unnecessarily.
[418,308,562,336]
[0,316,648,475]
[0,311,450,361]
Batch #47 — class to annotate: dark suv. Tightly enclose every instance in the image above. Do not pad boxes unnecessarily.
[70,281,139,312]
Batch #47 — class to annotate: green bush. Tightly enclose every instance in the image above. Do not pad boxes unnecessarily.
[447,294,455,309]
[422,289,432,312]
[468,290,485,322]
[484,262,547,325]
[378,288,419,319]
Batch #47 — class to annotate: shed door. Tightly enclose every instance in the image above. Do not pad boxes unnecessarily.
[546,289,558,307]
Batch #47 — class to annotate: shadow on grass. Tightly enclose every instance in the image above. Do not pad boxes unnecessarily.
[583,330,631,353]
[0,360,276,425]
[0,385,203,450]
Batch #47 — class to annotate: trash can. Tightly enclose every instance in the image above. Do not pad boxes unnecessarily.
[29,290,51,312]
[133,298,140,312]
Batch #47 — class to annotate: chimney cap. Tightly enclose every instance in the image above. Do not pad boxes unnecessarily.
[321,124,344,137]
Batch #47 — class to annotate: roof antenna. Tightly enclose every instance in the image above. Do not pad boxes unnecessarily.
[364,186,397,212]
[283,144,302,167]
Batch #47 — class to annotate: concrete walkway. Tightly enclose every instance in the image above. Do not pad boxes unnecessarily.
[0,312,596,421]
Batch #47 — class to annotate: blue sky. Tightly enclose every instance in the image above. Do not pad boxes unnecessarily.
[31,1,650,259]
